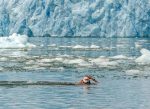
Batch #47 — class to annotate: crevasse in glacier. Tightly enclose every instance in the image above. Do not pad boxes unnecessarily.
[0,0,150,37]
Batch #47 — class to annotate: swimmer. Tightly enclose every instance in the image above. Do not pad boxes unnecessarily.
[0,76,98,86]
[78,75,98,85]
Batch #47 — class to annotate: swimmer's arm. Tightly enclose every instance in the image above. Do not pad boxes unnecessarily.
[91,78,98,83]
[87,75,98,83]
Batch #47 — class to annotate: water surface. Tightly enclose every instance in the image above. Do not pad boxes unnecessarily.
[0,37,150,109]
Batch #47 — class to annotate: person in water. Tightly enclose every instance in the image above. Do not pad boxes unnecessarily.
[79,75,98,85]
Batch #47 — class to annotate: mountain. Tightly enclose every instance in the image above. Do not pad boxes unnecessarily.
[0,0,150,37]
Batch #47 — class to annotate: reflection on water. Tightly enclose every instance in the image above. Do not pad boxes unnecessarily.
[0,37,150,109]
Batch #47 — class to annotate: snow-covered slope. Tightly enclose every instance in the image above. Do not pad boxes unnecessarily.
[0,0,150,37]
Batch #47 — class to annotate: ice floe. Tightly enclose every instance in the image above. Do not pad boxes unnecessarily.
[111,55,128,59]
[135,48,150,64]
[125,70,141,75]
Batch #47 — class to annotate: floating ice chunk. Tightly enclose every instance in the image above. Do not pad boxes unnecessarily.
[49,67,64,71]
[90,57,118,67]
[90,45,99,49]
[111,55,128,59]
[72,45,99,49]
[0,57,8,61]
[117,44,126,48]
[99,61,118,67]
[125,70,141,75]
[140,48,150,55]
[0,67,3,71]
[135,49,150,64]
[90,57,109,64]
[9,33,27,44]
[26,60,35,65]
[40,44,44,47]
[48,44,57,47]
[59,45,72,48]
[55,57,64,61]
[135,42,142,48]
[0,33,36,48]
[72,45,88,49]
[66,59,85,64]
[64,58,90,67]
[39,59,54,63]
[27,80,33,83]
[39,58,64,63]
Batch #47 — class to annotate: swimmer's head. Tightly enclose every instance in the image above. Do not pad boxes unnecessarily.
[82,76,91,84]
[81,75,98,85]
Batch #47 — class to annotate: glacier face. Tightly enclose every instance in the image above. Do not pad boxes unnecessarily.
[0,0,150,37]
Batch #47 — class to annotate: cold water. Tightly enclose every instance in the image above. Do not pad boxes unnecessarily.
[0,37,150,109]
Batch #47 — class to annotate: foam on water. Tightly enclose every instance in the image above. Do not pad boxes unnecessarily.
[0,33,36,49]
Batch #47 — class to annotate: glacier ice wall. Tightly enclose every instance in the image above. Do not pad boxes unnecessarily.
[0,0,150,37]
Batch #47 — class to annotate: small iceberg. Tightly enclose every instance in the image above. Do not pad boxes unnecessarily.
[72,44,100,50]
[135,48,150,64]
[72,45,88,49]
[125,70,141,75]
[90,45,99,49]
[0,33,36,49]
[90,57,118,67]
[111,55,128,59]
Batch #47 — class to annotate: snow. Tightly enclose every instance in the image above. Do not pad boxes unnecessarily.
[0,0,149,37]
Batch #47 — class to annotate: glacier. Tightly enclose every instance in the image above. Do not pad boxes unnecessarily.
[0,0,150,37]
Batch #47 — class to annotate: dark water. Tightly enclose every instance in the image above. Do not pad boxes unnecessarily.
[0,37,150,109]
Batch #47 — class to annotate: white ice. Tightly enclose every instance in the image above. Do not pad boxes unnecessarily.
[125,70,141,75]
[0,33,36,49]
[0,0,149,37]
[135,48,150,64]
